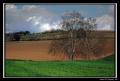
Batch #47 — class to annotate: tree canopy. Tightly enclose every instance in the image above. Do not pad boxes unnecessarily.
[49,11,105,60]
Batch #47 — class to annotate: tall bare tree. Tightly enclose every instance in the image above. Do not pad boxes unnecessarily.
[49,11,105,60]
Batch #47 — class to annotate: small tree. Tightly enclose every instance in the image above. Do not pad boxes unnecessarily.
[49,11,105,60]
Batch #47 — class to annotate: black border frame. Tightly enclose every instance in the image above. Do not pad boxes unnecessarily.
[2,2,118,80]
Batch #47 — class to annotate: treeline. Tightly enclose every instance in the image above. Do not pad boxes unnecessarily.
[5,30,114,41]
[5,30,67,41]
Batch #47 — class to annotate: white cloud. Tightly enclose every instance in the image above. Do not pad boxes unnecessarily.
[96,15,114,30]
[5,4,58,33]
[101,25,111,30]
[26,16,36,22]
[34,21,40,26]
[6,4,17,10]
[96,5,114,31]
[5,4,115,33]
[25,15,61,32]
[40,24,51,32]
[96,15,113,24]
[21,5,56,17]
[22,5,37,9]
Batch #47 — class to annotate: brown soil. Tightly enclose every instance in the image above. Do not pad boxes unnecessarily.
[5,39,115,61]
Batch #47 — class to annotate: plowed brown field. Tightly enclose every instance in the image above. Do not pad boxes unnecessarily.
[6,38,115,61]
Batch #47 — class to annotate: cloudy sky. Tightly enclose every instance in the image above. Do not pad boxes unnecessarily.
[5,4,115,33]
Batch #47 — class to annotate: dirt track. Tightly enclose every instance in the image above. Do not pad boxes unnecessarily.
[6,40,115,61]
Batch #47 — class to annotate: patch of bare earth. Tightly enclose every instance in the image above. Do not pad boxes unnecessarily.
[6,39,115,61]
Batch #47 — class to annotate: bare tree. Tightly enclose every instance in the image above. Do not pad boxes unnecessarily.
[49,11,105,60]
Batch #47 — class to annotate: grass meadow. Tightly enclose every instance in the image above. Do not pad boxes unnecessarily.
[5,55,115,77]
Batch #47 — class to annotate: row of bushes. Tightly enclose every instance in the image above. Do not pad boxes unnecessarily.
[5,30,67,41]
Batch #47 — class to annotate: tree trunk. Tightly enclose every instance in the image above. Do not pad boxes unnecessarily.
[70,54,74,61]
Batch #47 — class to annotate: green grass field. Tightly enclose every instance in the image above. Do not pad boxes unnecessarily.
[5,55,115,77]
